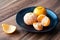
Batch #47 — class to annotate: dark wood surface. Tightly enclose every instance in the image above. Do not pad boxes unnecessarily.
[0,0,60,40]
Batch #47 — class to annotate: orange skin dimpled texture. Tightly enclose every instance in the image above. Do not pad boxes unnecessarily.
[33,6,46,16]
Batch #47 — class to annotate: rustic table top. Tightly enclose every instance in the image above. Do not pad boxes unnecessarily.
[0,0,60,40]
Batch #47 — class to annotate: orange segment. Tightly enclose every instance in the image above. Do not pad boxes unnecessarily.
[37,14,46,22]
[2,23,16,34]
[33,22,43,31]
[33,6,46,16]
[41,16,50,27]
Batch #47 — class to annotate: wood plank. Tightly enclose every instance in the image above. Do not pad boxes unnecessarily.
[21,33,34,40]
[0,0,17,9]
[55,7,60,21]
[21,30,58,40]
[51,32,60,40]
[28,33,46,40]
[0,0,60,40]
[50,22,60,40]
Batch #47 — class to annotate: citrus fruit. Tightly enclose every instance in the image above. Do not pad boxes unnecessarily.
[33,22,43,31]
[37,14,46,22]
[41,16,50,27]
[33,6,46,16]
[24,12,37,25]
[2,23,16,34]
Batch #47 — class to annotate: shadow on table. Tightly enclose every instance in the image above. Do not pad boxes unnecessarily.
[10,23,60,35]
[7,23,60,40]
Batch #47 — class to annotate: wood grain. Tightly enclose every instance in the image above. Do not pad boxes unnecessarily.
[0,15,28,40]
[0,0,60,40]
[0,0,59,22]
[0,0,17,9]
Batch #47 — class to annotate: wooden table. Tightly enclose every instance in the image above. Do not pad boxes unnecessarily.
[0,0,60,40]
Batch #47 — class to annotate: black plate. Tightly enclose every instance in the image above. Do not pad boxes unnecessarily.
[16,7,58,32]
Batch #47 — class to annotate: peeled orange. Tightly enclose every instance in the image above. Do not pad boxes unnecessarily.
[33,22,43,31]
[41,16,50,27]
[23,12,37,25]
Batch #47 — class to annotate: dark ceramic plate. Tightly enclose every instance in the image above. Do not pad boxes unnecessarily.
[16,7,58,32]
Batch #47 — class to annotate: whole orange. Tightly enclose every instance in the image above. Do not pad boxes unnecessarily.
[33,6,46,16]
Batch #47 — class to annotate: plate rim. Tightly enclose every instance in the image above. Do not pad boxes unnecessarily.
[16,6,59,32]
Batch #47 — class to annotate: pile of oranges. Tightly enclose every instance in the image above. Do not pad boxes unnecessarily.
[24,6,50,31]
